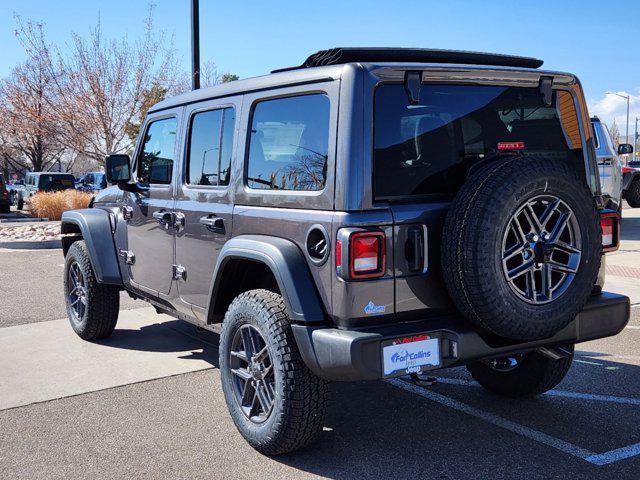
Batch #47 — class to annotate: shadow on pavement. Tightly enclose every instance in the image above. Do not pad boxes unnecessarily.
[96,320,220,368]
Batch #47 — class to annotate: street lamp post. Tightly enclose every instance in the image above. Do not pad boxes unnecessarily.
[633,117,638,157]
[191,0,200,90]
[606,91,630,147]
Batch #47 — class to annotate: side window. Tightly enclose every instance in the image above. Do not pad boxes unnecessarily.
[137,117,178,185]
[186,107,235,186]
[247,94,330,191]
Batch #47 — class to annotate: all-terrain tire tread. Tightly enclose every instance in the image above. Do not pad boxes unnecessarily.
[442,156,601,340]
[64,240,119,340]
[627,179,640,208]
[467,346,574,398]
[220,289,327,455]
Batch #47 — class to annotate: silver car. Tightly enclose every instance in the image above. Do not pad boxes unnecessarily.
[17,172,76,210]
[591,116,623,210]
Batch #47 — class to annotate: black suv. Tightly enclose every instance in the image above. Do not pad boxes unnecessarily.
[60,48,629,455]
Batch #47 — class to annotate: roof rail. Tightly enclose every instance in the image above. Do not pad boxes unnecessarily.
[272,47,544,73]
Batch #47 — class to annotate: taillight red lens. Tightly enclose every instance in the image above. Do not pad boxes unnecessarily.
[349,232,385,278]
[622,166,639,173]
[600,212,619,252]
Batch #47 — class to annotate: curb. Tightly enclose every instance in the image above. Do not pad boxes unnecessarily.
[0,238,62,250]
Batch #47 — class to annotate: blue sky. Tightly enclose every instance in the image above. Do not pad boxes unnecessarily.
[2,0,640,133]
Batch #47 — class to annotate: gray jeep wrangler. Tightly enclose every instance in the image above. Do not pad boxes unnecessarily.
[60,48,630,455]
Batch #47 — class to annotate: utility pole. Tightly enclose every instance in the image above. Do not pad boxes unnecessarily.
[191,0,200,90]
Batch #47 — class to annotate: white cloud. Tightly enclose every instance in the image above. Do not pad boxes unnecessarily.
[588,89,640,141]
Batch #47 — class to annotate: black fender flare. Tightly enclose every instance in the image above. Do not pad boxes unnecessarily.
[61,209,122,285]
[207,235,325,324]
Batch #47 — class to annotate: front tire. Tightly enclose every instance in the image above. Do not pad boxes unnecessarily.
[626,179,640,208]
[219,289,328,455]
[64,240,120,340]
[467,345,574,398]
[17,198,24,210]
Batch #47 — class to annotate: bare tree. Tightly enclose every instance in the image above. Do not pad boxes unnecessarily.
[170,60,239,96]
[0,56,67,173]
[15,6,179,163]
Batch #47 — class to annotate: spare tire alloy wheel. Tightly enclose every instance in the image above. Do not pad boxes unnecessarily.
[502,195,581,304]
[229,324,275,423]
[442,156,601,341]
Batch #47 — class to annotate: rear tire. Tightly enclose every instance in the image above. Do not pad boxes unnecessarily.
[626,179,640,208]
[219,289,328,455]
[0,204,9,213]
[442,156,601,341]
[64,240,120,340]
[467,345,574,398]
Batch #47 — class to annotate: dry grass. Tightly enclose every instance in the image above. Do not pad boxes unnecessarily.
[29,190,94,220]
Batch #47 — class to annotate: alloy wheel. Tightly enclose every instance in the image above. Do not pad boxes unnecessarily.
[501,195,582,304]
[229,324,276,423]
[67,261,88,321]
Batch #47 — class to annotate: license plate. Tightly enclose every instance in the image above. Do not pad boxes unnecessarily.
[382,336,440,376]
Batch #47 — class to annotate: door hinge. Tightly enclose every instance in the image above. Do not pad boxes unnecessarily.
[172,264,187,281]
[119,249,135,265]
[121,205,133,220]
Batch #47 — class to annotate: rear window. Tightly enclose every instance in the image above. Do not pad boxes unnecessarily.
[38,174,75,190]
[373,84,582,199]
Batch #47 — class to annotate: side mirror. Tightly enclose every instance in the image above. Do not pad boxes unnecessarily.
[618,144,633,155]
[105,154,131,184]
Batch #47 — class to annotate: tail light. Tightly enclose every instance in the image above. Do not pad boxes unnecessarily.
[600,211,620,252]
[336,229,386,280]
[622,166,639,173]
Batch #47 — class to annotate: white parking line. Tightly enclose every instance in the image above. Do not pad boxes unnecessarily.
[586,443,640,466]
[433,376,640,406]
[387,378,640,466]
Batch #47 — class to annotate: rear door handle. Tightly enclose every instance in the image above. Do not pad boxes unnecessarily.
[153,210,174,229]
[199,215,225,234]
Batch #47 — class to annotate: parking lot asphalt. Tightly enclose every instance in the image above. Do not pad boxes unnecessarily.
[0,248,143,328]
[1,209,640,479]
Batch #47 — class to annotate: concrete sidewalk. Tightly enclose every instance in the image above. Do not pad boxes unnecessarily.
[604,207,640,304]
[0,308,217,410]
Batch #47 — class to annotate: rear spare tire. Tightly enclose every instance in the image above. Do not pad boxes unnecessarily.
[442,156,601,341]
[467,345,574,398]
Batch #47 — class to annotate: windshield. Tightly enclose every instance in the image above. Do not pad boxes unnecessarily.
[373,84,582,199]
[38,174,76,191]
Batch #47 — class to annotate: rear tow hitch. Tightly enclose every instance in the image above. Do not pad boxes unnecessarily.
[409,373,438,387]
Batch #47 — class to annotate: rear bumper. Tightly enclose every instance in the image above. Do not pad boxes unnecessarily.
[292,292,630,381]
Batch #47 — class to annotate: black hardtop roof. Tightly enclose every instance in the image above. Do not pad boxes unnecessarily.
[272,47,544,72]
[149,48,549,114]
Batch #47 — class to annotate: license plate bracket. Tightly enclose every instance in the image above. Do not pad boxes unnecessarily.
[382,335,441,377]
